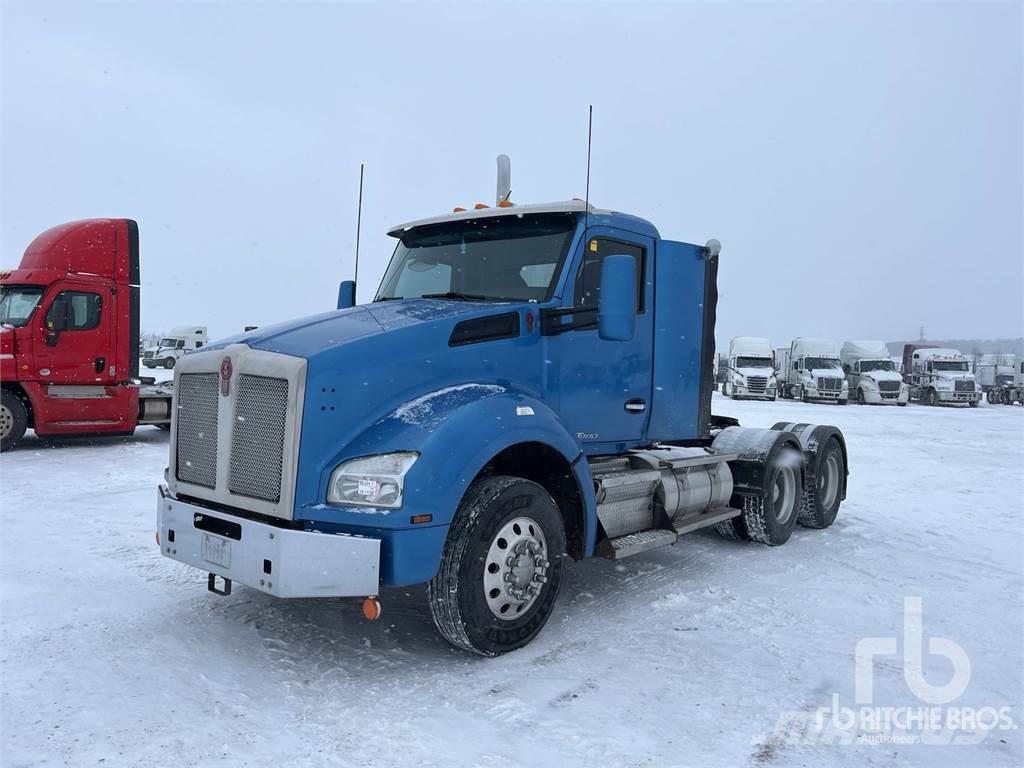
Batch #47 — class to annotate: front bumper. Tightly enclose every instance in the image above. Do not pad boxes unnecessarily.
[732,384,776,399]
[157,486,380,598]
[936,390,981,403]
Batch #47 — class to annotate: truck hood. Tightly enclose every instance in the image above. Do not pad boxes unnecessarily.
[935,372,976,383]
[205,299,520,359]
[735,366,774,378]
[862,370,902,383]
[806,368,844,378]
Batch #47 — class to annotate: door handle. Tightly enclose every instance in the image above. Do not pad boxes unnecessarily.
[95,357,106,373]
[624,398,646,413]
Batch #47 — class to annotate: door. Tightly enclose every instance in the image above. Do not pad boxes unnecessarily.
[550,229,653,448]
[33,283,114,384]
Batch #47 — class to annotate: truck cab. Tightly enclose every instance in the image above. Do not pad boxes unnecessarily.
[1,219,172,451]
[157,193,850,656]
[143,326,208,369]
[779,337,848,404]
[903,346,980,406]
[840,340,908,405]
[722,336,776,400]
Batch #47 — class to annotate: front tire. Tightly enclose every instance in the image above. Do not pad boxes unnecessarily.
[428,475,566,656]
[162,358,175,369]
[927,389,939,407]
[1,390,29,452]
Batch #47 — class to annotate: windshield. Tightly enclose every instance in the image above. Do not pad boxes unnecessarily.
[159,338,178,347]
[805,357,842,371]
[860,359,895,372]
[0,285,44,327]
[735,356,772,369]
[376,213,577,302]
[932,360,968,372]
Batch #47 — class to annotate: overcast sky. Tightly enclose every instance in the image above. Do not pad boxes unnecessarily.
[2,1,1021,346]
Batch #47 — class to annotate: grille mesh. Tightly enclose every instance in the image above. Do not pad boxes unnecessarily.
[747,376,768,391]
[817,377,843,392]
[175,373,219,488]
[878,380,900,393]
[954,380,974,393]
[228,375,289,503]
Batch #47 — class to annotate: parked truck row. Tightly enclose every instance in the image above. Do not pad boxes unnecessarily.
[718,335,997,408]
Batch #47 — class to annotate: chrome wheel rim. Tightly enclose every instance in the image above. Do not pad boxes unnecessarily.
[820,453,840,510]
[771,463,796,526]
[483,516,549,620]
[0,403,12,440]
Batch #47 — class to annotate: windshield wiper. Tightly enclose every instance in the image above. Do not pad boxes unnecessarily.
[373,296,404,302]
[420,291,492,302]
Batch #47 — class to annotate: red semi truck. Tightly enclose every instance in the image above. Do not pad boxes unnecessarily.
[0,218,173,451]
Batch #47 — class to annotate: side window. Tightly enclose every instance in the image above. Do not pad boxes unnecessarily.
[46,291,102,331]
[177,339,185,349]
[574,238,645,312]
[196,341,204,348]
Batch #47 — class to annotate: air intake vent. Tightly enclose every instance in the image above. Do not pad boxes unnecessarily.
[228,375,289,503]
[175,373,219,488]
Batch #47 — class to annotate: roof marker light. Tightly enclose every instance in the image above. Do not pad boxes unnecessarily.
[453,207,466,212]
[474,203,488,210]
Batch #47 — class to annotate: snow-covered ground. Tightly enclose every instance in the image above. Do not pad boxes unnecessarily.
[1,395,1021,767]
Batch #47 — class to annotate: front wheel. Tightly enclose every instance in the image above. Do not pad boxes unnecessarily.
[162,358,176,369]
[969,399,979,408]
[428,475,566,656]
[927,389,939,407]
[1,390,29,452]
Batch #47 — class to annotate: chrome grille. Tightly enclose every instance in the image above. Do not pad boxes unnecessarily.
[817,377,843,392]
[175,373,219,488]
[228,374,289,503]
[954,380,974,393]
[878,380,900,393]
[747,376,768,392]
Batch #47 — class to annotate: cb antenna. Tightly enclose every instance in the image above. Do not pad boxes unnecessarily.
[353,162,364,299]
[584,104,593,232]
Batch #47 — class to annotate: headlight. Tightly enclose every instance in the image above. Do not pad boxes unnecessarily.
[862,378,878,390]
[935,380,953,390]
[327,452,418,508]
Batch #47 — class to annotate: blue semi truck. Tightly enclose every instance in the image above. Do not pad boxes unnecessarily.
[157,181,849,656]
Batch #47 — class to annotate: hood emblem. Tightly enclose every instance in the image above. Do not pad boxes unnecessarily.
[220,357,233,396]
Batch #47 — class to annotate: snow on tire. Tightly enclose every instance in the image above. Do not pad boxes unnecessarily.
[427,475,565,656]
[771,422,848,529]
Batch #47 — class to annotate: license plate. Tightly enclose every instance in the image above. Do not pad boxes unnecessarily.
[201,534,232,568]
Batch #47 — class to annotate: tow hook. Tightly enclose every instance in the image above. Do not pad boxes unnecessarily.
[362,596,382,621]
[208,573,232,596]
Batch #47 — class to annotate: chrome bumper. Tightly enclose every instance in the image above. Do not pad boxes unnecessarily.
[157,486,380,598]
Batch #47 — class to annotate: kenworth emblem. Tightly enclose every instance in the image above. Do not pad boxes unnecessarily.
[219,356,232,396]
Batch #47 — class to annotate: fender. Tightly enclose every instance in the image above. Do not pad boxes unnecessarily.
[295,383,598,585]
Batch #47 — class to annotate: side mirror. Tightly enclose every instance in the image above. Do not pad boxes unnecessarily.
[597,255,635,341]
[45,294,69,345]
[337,280,356,310]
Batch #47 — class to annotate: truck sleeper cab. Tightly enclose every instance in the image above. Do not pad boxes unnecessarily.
[723,336,777,400]
[840,340,908,406]
[157,198,850,656]
[143,326,208,369]
[1,219,172,451]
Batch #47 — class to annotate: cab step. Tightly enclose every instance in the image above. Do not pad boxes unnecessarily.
[596,507,742,560]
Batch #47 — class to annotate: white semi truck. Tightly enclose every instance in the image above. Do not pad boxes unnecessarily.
[777,338,848,404]
[722,336,777,400]
[143,326,208,369]
[901,345,981,407]
[840,340,908,406]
